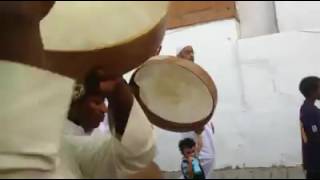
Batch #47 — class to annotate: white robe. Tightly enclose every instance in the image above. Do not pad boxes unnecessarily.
[0,61,155,179]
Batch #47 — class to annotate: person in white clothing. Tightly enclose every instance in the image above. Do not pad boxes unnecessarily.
[177,45,216,178]
[64,68,162,179]
[0,2,156,178]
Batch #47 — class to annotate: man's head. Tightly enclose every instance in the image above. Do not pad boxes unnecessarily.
[177,45,194,62]
[69,88,107,133]
[179,138,196,158]
[299,76,320,100]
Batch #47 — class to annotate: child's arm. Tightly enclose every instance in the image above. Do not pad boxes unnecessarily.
[188,157,194,179]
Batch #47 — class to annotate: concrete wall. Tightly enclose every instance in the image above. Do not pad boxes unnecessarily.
[154,19,253,171]
[236,1,320,35]
[276,1,320,32]
[236,1,278,38]
[235,32,309,169]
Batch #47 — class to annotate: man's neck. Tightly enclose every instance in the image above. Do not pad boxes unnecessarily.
[0,16,45,68]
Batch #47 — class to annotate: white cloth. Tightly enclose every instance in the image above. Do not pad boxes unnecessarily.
[0,61,74,171]
[64,118,109,137]
[64,119,86,136]
[181,120,215,177]
[95,117,110,135]
[94,99,110,135]
[0,61,156,179]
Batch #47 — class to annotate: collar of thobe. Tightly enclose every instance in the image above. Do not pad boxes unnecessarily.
[0,60,74,171]
[64,120,86,136]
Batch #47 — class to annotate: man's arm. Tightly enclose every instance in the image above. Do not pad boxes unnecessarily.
[195,128,204,154]
[106,79,133,138]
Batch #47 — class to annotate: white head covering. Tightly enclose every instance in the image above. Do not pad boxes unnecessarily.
[176,45,192,56]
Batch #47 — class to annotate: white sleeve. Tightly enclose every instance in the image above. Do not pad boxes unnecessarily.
[77,98,155,179]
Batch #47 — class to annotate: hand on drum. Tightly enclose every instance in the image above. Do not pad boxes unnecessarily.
[99,77,122,96]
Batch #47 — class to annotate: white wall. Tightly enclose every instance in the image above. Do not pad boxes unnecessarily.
[236,1,278,38]
[235,31,320,168]
[126,16,320,171]
[236,1,320,37]
[276,1,320,32]
[152,21,320,171]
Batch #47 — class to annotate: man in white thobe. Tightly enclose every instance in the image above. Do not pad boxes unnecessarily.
[0,2,155,178]
[0,62,155,179]
[177,45,216,178]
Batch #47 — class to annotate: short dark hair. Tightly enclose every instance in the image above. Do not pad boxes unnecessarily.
[299,76,320,98]
[179,138,196,154]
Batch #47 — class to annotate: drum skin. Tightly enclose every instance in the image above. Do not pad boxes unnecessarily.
[130,56,218,132]
[41,2,169,81]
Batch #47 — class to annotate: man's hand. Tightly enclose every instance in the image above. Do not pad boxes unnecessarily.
[187,156,194,178]
[195,127,204,135]
[99,77,122,96]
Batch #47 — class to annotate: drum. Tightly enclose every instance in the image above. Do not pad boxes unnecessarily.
[130,56,217,132]
[40,2,169,80]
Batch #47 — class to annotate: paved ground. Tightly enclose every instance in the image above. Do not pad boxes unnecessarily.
[163,166,305,179]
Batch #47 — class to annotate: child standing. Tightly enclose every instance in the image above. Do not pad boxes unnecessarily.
[299,76,320,179]
[179,138,205,179]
